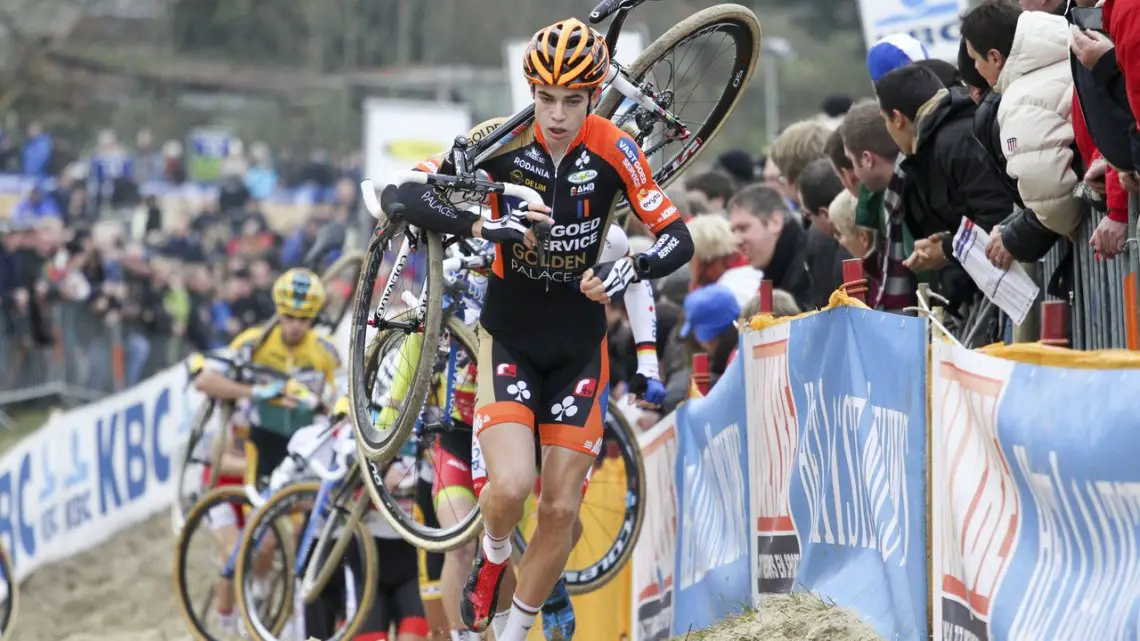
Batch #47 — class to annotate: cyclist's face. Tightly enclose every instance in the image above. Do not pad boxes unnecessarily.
[534,86,593,145]
[279,315,314,345]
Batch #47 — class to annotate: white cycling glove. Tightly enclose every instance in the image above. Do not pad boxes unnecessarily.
[480,206,535,245]
[590,257,638,301]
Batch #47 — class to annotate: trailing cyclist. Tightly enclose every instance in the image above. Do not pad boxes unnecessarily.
[191,268,341,635]
[306,398,431,641]
[381,18,692,641]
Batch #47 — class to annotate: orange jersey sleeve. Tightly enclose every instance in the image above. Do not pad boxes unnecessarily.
[590,119,680,234]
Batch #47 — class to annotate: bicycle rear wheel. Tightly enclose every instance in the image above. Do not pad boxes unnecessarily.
[318,251,366,332]
[596,4,760,209]
[0,543,16,641]
[512,408,646,595]
[358,315,484,552]
[173,485,293,641]
[348,217,444,462]
[172,399,236,535]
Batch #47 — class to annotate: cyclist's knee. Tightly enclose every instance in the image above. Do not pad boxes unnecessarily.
[537,491,581,531]
[489,472,534,506]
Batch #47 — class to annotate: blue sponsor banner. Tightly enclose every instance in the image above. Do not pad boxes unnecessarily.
[0,366,189,581]
[989,358,1140,640]
[784,307,928,641]
[672,354,752,634]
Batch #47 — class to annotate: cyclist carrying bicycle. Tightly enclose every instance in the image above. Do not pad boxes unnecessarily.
[413,223,662,641]
[382,18,692,640]
[192,268,340,635]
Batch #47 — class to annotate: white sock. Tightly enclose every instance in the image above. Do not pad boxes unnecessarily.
[491,609,511,639]
[500,598,540,641]
[482,531,512,565]
[215,609,237,632]
[451,630,480,641]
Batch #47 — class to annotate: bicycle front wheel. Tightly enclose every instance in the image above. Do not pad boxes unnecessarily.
[596,4,760,204]
[512,407,646,595]
[348,217,444,462]
[358,315,485,552]
[236,481,378,641]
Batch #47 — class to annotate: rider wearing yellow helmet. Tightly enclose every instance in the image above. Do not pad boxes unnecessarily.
[273,267,327,343]
[193,267,340,481]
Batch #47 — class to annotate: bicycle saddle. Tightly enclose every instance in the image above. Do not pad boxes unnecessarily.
[588,0,655,24]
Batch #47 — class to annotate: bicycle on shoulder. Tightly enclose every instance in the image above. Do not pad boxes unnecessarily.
[346,0,760,464]
[172,255,363,535]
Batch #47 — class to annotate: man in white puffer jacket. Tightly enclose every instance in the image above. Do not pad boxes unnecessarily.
[962,0,1084,237]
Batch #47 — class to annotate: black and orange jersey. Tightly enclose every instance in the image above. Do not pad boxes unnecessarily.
[418,114,679,346]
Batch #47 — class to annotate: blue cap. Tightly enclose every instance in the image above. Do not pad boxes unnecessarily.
[680,284,741,343]
[867,33,930,82]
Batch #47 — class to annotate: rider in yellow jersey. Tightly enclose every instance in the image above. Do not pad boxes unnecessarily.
[191,267,340,635]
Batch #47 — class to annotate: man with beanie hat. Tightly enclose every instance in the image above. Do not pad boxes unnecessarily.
[715,148,755,188]
[867,33,930,82]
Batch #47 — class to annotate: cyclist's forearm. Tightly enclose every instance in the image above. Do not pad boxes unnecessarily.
[385,183,480,237]
[194,368,253,401]
[632,219,693,281]
[623,279,659,379]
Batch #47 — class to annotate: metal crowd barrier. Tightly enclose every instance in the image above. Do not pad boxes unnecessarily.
[1037,198,1140,350]
[0,300,190,428]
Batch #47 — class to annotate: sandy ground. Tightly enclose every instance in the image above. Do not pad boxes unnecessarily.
[679,593,884,641]
[17,513,195,641]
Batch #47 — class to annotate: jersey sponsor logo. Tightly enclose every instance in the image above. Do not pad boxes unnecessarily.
[622,158,647,188]
[574,148,591,168]
[552,217,602,240]
[506,381,531,401]
[524,146,546,163]
[551,395,580,421]
[574,378,597,397]
[513,156,551,179]
[496,363,517,377]
[511,243,590,269]
[469,119,504,142]
[653,235,680,259]
[616,137,640,164]
[509,169,548,193]
[576,199,591,219]
[570,182,595,197]
[638,188,664,212]
[567,169,597,184]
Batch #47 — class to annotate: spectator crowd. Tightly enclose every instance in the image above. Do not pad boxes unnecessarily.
[604,0,1139,422]
[0,127,365,394]
[3,0,1138,420]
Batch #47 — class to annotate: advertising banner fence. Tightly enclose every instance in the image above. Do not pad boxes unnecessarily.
[672,356,751,635]
[932,341,1140,641]
[0,365,194,582]
[743,306,929,641]
[630,416,679,641]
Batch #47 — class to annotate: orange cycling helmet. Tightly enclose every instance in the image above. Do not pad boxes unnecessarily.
[523,18,610,90]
